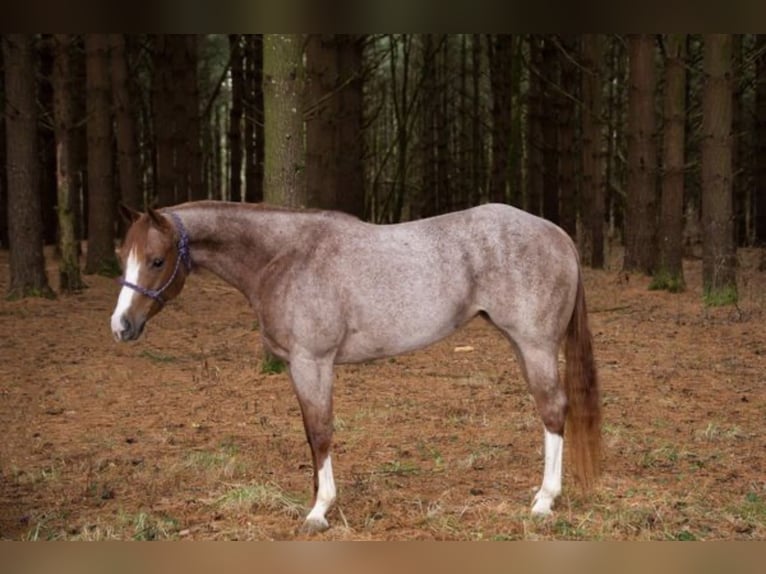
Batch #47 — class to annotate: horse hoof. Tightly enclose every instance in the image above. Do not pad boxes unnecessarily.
[531,495,554,516]
[531,505,553,517]
[301,517,330,534]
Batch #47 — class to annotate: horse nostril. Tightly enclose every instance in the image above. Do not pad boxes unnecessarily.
[121,315,133,336]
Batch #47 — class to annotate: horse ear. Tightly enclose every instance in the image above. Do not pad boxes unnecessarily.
[147,207,170,231]
[119,203,142,224]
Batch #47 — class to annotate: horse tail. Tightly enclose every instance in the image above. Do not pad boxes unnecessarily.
[564,268,601,489]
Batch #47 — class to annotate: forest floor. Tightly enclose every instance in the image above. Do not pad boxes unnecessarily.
[0,244,764,541]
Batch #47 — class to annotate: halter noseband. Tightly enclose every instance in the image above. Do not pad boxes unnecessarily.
[118,212,192,306]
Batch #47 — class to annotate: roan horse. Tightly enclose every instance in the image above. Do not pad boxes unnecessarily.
[110,201,601,533]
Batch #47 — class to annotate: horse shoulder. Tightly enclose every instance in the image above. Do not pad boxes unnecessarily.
[260,220,349,311]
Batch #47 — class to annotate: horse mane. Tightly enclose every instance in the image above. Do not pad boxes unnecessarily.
[168,200,361,221]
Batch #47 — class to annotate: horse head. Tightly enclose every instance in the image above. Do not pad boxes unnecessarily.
[110,205,191,342]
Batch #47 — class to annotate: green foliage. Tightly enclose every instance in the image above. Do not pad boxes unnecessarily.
[702,284,738,307]
[59,266,87,293]
[261,353,287,374]
[184,445,247,480]
[416,442,444,470]
[140,350,177,363]
[552,518,587,539]
[738,492,766,523]
[379,460,420,476]
[671,529,697,541]
[6,285,56,301]
[97,256,122,278]
[649,270,685,293]
[130,511,179,541]
[23,510,180,541]
[216,482,305,518]
[22,514,59,541]
[640,445,680,469]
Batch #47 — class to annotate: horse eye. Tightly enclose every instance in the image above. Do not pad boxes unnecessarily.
[151,257,165,269]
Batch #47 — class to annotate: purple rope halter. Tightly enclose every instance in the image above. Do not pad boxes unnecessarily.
[118,212,192,306]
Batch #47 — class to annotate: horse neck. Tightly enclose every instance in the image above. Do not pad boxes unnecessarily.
[171,202,310,297]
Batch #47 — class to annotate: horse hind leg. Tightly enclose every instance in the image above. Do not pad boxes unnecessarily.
[533,425,564,515]
[288,352,337,533]
[516,344,567,516]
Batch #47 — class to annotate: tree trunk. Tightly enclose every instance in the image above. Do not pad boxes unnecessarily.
[213,105,223,200]
[229,34,244,202]
[38,35,58,246]
[683,36,703,252]
[488,34,513,204]
[654,34,687,291]
[0,43,8,248]
[3,35,54,297]
[338,35,365,217]
[84,34,117,275]
[252,35,265,204]
[243,34,262,203]
[305,34,336,210]
[702,34,737,303]
[509,36,524,208]
[388,35,412,223]
[755,35,766,245]
[581,34,605,268]
[53,34,85,292]
[456,34,471,211]
[731,35,746,246]
[606,36,628,245]
[152,35,175,207]
[541,36,560,225]
[305,34,365,216]
[263,34,306,207]
[417,34,437,218]
[526,35,543,216]
[471,34,485,205]
[70,37,87,240]
[435,36,450,213]
[557,35,578,238]
[184,35,204,202]
[169,35,190,203]
[110,34,142,212]
[623,34,658,274]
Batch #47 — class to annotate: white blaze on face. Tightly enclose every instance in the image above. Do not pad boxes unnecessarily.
[110,247,140,340]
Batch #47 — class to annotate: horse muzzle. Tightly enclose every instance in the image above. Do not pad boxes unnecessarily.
[111,313,145,342]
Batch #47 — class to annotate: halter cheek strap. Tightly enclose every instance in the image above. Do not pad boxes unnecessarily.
[118,212,192,306]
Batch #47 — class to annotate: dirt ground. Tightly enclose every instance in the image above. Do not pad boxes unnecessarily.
[0,244,764,541]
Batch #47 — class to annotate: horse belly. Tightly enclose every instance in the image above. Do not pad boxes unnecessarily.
[335,300,477,364]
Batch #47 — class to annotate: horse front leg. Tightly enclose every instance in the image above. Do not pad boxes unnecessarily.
[288,350,336,533]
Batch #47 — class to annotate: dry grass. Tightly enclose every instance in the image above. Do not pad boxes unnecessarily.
[1,247,765,540]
